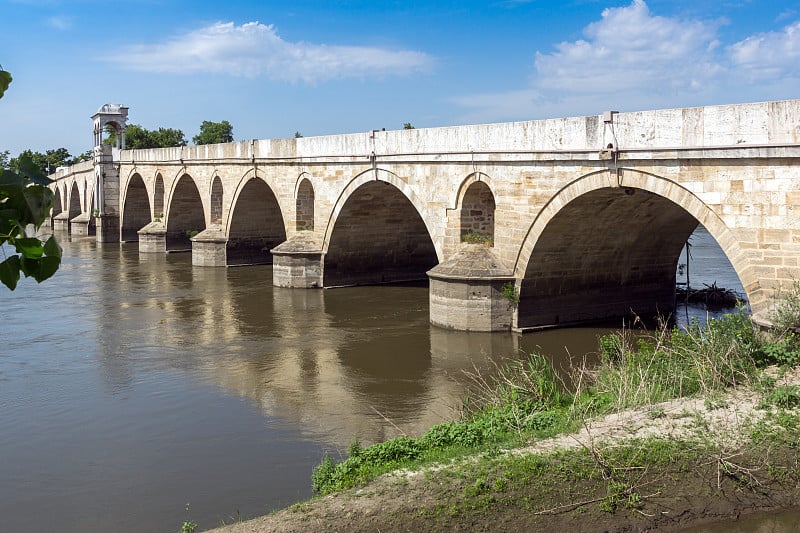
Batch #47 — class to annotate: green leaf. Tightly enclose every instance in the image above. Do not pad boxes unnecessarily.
[43,235,62,258]
[0,255,21,290]
[17,157,51,185]
[32,255,60,282]
[14,237,45,259]
[19,255,61,283]
[0,169,26,193]
[22,185,54,225]
[0,69,11,99]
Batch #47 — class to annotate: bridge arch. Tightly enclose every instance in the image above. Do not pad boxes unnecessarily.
[514,169,752,329]
[121,173,150,241]
[154,173,165,220]
[165,172,205,251]
[67,181,81,221]
[52,187,63,218]
[323,168,439,287]
[323,168,440,257]
[210,176,224,225]
[455,173,496,246]
[295,173,315,231]
[225,170,286,264]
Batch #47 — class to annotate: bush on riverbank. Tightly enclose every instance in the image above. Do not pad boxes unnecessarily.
[311,305,800,497]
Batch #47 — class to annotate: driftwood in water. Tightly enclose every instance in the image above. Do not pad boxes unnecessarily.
[676,282,743,310]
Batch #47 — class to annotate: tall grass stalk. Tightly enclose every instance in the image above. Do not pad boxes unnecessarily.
[589,312,761,412]
[311,302,800,496]
[770,281,800,333]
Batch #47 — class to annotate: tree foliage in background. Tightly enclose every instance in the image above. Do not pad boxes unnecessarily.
[105,123,187,149]
[0,67,62,290]
[4,148,93,176]
[403,122,415,129]
[192,120,233,145]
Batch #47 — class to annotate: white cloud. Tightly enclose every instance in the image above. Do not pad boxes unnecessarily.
[534,0,721,95]
[455,0,800,122]
[103,21,433,82]
[728,21,800,82]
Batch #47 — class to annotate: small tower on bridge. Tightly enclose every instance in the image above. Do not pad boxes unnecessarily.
[92,104,128,242]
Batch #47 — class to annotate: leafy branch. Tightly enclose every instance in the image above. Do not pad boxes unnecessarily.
[0,66,62,290]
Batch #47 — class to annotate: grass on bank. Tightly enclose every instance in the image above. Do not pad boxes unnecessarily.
[311,286,800,498]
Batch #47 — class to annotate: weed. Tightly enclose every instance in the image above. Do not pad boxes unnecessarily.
[600,480,629,512]
[461,230,493,246]
[756,335,800,367]
[465,478,490,497]
[770,280,800,334]
[180,503,197,533]
[492,477,508,492]
[180,521,198,533]
[501,282,519,309]
[704,392,728,410]
[311,453,336,494]
[348,438,362,458]
[755,373,777,393]
[591,312,760,412]
[759,385,800,409]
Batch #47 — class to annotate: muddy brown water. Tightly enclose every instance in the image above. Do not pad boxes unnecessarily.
[678,508,800,532]
[3,226,792,532]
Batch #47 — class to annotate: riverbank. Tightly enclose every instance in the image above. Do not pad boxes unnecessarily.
[208,310,800,532]
[208,369,800,532]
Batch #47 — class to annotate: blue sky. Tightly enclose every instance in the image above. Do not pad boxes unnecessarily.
[1,0,798,156]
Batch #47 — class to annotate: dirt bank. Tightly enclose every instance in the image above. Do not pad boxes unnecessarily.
[208,368,800,532]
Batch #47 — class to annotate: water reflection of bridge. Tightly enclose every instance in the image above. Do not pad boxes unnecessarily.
[96,248,526,445]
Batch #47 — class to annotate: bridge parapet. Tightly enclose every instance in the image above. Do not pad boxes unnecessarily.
[108,99,800,168]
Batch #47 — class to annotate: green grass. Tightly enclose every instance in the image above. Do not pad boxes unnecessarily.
[311,305,800,497]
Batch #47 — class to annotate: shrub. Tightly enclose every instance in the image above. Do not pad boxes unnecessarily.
[770,280,800,334]
[461,230,493,246]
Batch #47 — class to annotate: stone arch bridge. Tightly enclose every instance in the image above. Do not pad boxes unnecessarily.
[49,101,800,331]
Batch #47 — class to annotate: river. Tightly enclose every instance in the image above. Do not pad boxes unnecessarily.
[1,225,780,533]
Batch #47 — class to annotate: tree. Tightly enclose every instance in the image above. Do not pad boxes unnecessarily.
[106,123,187,149]
[0,150,10,170]
[10,149,48,175]
[69,150,93,164]
[403,123,415,130]
[117,124,147,149]
[0,67,62,290]
[45,148,72,170]
[150,127,187,148]
[294,131,303,138]
[9,148,74,176]
[193,120,233,145]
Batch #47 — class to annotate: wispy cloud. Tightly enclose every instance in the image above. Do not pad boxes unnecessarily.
[454,0,800,121]
[46,15,73,30]
[103,21,434,82]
